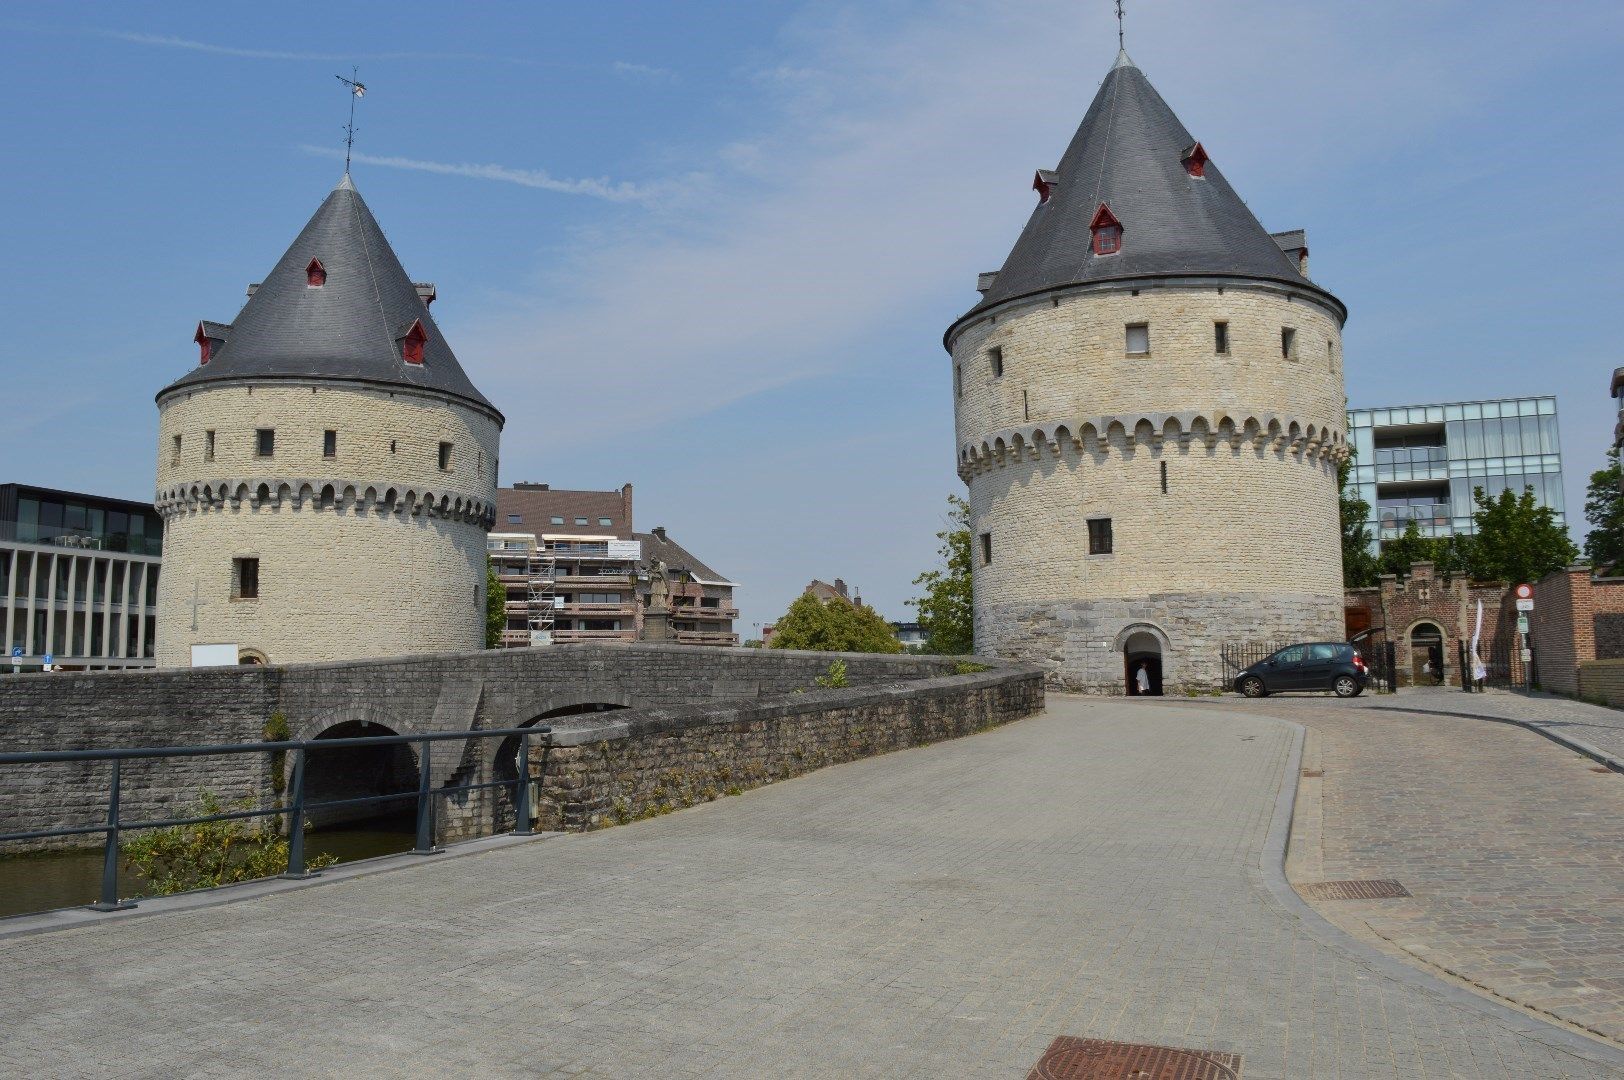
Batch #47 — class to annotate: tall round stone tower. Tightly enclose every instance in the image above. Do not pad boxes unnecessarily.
[948,51,1349,693]
[154,175,503,667]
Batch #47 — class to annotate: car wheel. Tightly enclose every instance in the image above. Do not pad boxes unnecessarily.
[1334,675,1360,698]
[1240,677,1266,698]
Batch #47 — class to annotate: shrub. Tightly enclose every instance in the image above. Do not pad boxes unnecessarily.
[123,791,335,896]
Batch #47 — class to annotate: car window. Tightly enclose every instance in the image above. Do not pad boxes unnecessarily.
[1308,644,1336,660]
[1273,646,1306,664]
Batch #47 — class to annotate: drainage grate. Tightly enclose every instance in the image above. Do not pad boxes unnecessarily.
[1028,1037,1242,1080]
[1300,768,1324,778]
[1298,879,1410,900]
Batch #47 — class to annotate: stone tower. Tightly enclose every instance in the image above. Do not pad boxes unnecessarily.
[948,51,1349,693]
[154,175,503,667]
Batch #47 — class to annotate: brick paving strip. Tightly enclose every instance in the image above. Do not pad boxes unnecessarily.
[1361,686,1624,771]
[2,697,1622,1078]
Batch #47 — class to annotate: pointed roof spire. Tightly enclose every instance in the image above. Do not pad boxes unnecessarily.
[159,177,501,421]
[949,53,1343,337]
[1113,47,1136,69]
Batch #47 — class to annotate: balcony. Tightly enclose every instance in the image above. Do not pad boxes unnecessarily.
[555,572,633,588]
[670,605,739,621]
[553,629,638,643]
[556,602,638,617]
[675,631,740,646]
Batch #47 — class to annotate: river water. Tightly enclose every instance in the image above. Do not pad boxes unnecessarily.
[0,817,416,919]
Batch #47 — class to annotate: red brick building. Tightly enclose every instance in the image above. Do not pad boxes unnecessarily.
[1527,565,1624,695]
[1344,562,1516,686]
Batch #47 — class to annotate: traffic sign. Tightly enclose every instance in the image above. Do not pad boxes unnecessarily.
[1514,583,1534,600]
[9,646,19,659]
[1515,598,1534,612]
[42,653,53,672]
[1517,615,1529,633]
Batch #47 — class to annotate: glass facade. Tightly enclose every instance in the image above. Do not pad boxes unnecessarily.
[1347,396,1563,549]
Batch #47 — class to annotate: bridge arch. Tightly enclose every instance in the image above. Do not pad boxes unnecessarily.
[489,699,633,832]
[302,718,419,834]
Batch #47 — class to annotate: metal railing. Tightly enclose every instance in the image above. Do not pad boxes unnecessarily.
[0,724,552,914]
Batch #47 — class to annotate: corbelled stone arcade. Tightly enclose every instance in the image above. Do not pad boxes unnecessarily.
[949,50,1350,693]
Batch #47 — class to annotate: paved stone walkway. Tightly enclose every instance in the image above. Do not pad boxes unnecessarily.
[1356,686,1624,765]
[2,699,1620,1078]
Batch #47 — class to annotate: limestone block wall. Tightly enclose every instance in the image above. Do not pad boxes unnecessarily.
[528,666,1045,832]
[154,380,501,666]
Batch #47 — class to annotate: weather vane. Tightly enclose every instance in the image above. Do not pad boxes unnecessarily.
[335,67,366,173]
[1115,0,1125,51]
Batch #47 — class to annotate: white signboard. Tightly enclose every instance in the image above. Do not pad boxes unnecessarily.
[528,630,553,647]
[1521,648,1533,662]
[1517,615,1529,634]
[190,643,240,668]
[607,539,642,560]
[1515,598,1534,612]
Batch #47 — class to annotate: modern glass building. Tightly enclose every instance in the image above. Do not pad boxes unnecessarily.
[1346,396,1563,548]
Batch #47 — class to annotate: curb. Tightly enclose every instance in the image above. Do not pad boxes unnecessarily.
[1255,717,1624,1067]
[1365,704,1624,773]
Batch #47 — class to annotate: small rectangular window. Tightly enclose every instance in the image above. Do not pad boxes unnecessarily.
[1160,460,1168,494]
[321,429,337,458]
[980,532,992,565]
[550,516,565,525]
[1214,321,1229,354]
[1327,340,1335,367]
[1281,327,1297,359]
[574,517,588,526]
[1088,518,1113,555]
[506,514,522,525]
[171,434,182,465]
[256,429,275,457]
[233,557,259,600]
[599,517,612,526]
[205,430,215,462]
[988,346,1004,378]
[955,365,963,398]
[1125,323,1150,356]
[438,441,452,471]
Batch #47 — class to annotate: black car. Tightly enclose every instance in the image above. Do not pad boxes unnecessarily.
[1234,642,1367,698]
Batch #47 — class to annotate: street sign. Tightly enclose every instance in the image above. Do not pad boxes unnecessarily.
[1521,648,1533,661]
[9,646,20,659]
[42,653,53,672]
[1515,598,1534,611]
[1514,583,1534,600]
[8,645,18,674]
[1517,615,1529,634]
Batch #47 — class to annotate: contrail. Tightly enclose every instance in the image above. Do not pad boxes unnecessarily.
[299,145,662,204]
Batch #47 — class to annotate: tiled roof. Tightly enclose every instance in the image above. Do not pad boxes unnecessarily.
[495,485,633,538]
[635,530,736,588]
[160,174,500,420]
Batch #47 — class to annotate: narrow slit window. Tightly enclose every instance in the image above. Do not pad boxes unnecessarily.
[988,346,1004,378]
[1281,327,1297,359]
[233,557,260,600]
[980,532,992,565]
[1088,518,1113,555]
[1160,461,1168,494]
[171,434,182,465]
[256,429,275,457]
[323,430,337,458]
[204,429,215,461]
[438,441,453,471]
[955,365,962,398]
[1214,321,1230,354]
[1125,323,1150,356]
[1023,389,1030,421]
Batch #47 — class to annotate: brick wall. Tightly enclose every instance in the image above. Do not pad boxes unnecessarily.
[1578,658,1624,707]
[0,644,977,851]
[1530,567,1624,695]
[528,666,1045,832]
[1342,563,1514,686]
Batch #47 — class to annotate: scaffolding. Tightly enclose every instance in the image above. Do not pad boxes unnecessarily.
[527,544,556,645]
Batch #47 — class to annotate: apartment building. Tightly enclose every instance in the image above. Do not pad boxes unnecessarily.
[489,483,738,647]
[1346,396,1564,548]
[2,483,161,671]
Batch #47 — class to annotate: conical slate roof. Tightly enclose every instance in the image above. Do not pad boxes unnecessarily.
[953,50,1338,335]
[160,175,501,421]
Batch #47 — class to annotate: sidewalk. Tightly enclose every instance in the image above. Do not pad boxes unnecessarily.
[1354,686,1624,767]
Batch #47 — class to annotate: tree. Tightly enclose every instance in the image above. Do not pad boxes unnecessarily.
[909,495,975,654]
[1584,447,1624,570]
[1337,458,1380,588]
[485,560,506,648]
[1467,484,1578,586]
[767,592,903,653]
[1377,520,1437,580]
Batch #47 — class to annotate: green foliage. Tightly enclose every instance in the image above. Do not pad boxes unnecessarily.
[814,659,849,688]
[485,559,506,649]
[1467,484,1577,586]
[1378,520,1441,580]
[264,711,290,797]
[123,791,335,896]
[1584,447,1624,570]
[1338,458,1380,588]
[952,661,990,674]
[767,592,903,653]
[909,494,975,654]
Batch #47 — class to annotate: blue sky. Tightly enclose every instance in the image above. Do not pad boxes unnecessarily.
[3,1,1622,636]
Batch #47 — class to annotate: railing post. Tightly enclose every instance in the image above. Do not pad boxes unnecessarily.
[281,747,313,879]
[513,731,533,836]
[89,758,135,912]
[412,738,439,854]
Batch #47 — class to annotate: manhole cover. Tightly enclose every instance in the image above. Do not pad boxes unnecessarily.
[1298,879,1410,900]
[1300,768,1324,778]
[1028,1037,1242,1079]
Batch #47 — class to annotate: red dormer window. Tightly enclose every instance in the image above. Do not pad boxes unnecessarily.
[1090,203,1122,256]
[306,258,327,287]
[1181,142,1209,178]
[1032,169,1059,206]
[401,319,427,365]
[194,323,211,365]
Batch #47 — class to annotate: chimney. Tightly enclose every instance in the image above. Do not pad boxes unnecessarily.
[652,525,666,541]
[834,578,847,598]
[622,483,634,531]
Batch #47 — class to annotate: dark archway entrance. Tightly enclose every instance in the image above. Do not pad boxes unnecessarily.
[1410,622,1445,685]
[492,703,630,832]
[1124,631,1164,696]
[303,720,419,859]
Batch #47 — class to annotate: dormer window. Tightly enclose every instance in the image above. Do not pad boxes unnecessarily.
[305,258,327,287]
[194,324,212,365]
[1032,169,1059,206]
[1181,142,1209,178]
[400,319,427,365]
[1090,203,1122,256]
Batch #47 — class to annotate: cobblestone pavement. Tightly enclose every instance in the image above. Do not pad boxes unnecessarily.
[1356,685,1624,764]
[3,698,1620,1078]
[1165,690,1624,1044]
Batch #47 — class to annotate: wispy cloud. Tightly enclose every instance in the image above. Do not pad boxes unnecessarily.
[298,145,673,204]
[612,60,677,81]
[93,30,502,64]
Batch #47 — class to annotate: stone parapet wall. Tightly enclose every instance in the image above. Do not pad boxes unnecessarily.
[531,665,1045,832]
[0,644,973,852]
